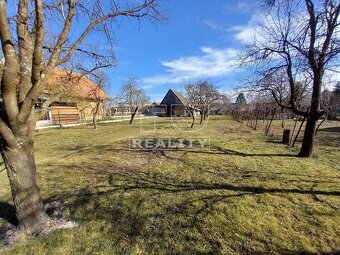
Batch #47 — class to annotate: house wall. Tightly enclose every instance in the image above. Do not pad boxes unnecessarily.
[109,106,144,117]
[146,105,168,116]
[172,105,186,117]
[51,106,80,125]
[77,101,106,122]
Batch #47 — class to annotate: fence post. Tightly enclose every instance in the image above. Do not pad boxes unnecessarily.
[282,129,290,144]
[58,110,61,128]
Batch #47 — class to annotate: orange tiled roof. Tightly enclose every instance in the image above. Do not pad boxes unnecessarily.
[46,69,108,100]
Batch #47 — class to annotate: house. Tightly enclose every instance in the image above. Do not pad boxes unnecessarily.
[36,69,108,127]
[146,102,166,116]
[160,89,191,117]
[208,100,230,115]
[109,104,143,117]
[147,89,202,117]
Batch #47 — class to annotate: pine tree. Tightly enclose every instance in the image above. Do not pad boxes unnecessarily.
[236,93,247,105]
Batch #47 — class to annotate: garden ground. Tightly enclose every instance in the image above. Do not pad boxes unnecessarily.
[0,116,339,254]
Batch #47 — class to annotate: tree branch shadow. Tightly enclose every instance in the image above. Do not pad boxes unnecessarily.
[44,168,340,254]
[60,143,299,159]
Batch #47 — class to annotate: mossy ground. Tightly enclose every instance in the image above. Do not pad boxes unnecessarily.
[0,116,339,254]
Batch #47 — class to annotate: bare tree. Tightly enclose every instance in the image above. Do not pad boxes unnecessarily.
[241,0,340,157]
[118,77,149,124]
[320,83,340,120]
[210,94,231,115]
[184,82,199,128]
[199,80,221,122]
[0,0,162,234]
[87,72,108,129]
[185,79,220,126]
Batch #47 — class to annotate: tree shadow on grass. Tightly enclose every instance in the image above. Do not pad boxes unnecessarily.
[191,145,297,157]
[101,171,340,197]
[61,143,298,159]
[0,201,17,244]
[265,140,286,144]
[0,201,17,226]
[318,127,340,133]
[316,127,340,147]
[33,141,340,254]
[48,186,248,254]
[42,166,340,254]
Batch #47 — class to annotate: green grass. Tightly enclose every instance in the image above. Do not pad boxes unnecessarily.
[0,116,339,254]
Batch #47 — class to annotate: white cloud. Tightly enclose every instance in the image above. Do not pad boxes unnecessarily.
[232,25,256,44]
[222,1,252,14]
[232,11,311,45]
[231,14,264,44]
[204,17,260,45]
[141,11,272,89]
[142,47,239,87]
[324,67,340,90]
[142,74,191,88]
[203,20,229,32]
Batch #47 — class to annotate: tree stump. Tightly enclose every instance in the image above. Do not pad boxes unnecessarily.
[282,129,290,145]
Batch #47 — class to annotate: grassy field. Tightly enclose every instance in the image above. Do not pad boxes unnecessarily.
[0,116,339,254]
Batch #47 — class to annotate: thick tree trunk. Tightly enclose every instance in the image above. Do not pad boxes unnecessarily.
[298,71,323,157]
[130,106,138,124]
[298,116,317,157]
[0,142,50,234]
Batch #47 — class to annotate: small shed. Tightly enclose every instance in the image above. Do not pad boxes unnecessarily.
[50,101,80,125]
[160,89,188,117]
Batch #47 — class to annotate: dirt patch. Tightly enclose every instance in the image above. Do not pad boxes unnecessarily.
[0,201,78,248]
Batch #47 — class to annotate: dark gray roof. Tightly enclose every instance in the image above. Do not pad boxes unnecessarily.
[171,89,187,105]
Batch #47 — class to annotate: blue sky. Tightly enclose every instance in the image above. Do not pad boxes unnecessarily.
[6,1,339,102]
[104,0,258,101]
